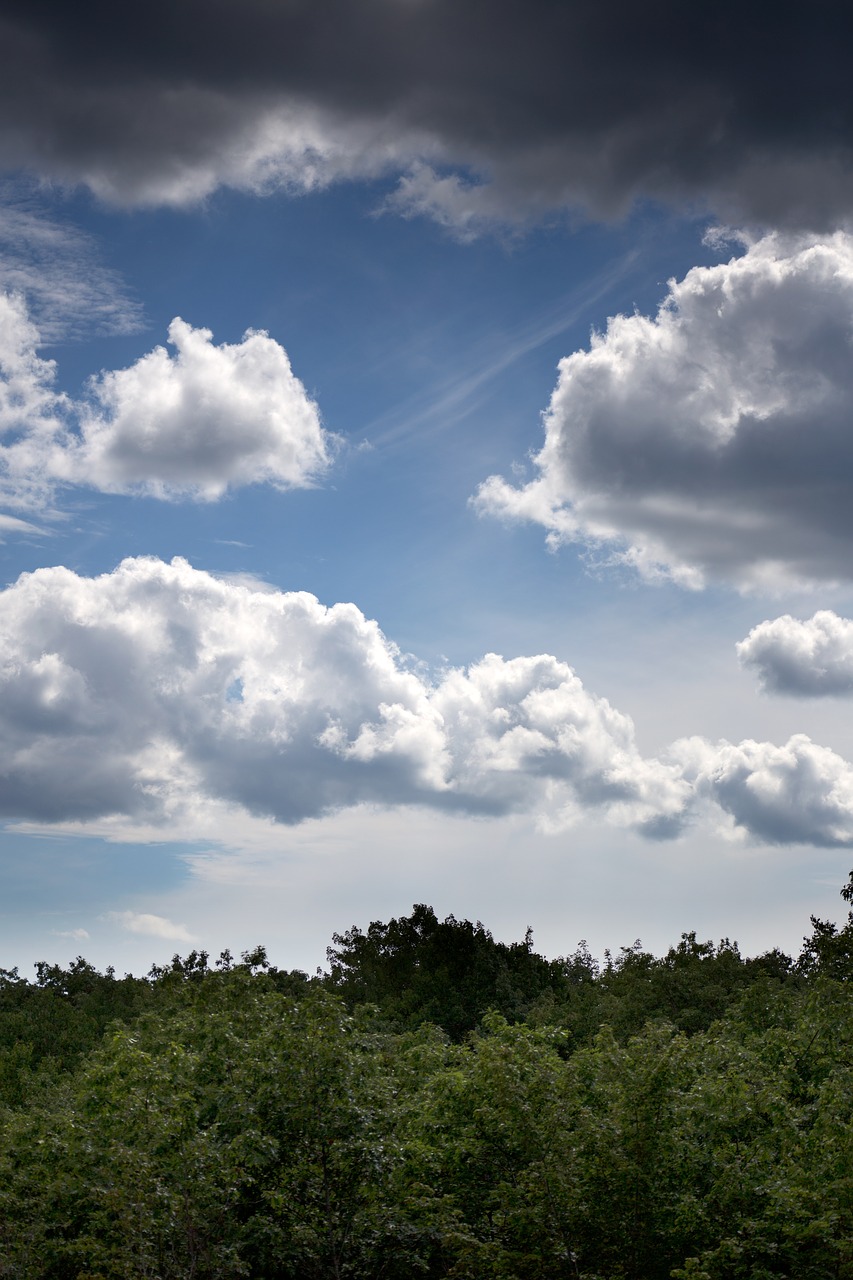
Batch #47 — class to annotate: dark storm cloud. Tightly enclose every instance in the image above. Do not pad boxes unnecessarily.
[1,0,851,224]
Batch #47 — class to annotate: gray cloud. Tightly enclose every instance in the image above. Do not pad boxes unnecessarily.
[672,733,853,847]
[0,1,851,228]
[475,233,853,589]
[0,556,851,847]
[738,611,853,696]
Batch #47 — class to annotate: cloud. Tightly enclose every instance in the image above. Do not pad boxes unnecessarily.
[52,927,90,941]
[426,654,687,835]
[475,233,853,589]
[0,555,852,847]
[108,911,194,943]
[0,304,335,507]
[0,513,48,539]
[0,293,64,438]
[381,163,517,242]
[62,318,334,499]
[0,292,69,512]
[0,555,686,835]
[737,611,853,696]
[0,1,852,229]
[0,189,142,340]
[672,734,853,847]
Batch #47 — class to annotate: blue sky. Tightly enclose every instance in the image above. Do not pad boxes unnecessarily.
[2,0,853,974]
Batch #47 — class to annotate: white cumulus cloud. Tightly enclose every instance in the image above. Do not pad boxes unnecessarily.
[57,317,333,499]
[0,556,686,835]
[737,610,853,696]
[0,293,63,440]
[0,556,851,847]
[0,303,335,512]
[0,292,69,513]
[475,233,853,590]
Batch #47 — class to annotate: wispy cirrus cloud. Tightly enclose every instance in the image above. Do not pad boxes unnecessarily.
[0,189,141,340]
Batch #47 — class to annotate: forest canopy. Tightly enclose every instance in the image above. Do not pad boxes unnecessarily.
[2,883,853,1278]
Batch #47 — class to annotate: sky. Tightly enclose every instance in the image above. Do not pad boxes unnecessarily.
[2,0,853,976]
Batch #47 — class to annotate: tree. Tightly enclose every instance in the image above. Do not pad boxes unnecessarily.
[326,904,567,1038]
[0,968,436,1278]
[798,867,853,980]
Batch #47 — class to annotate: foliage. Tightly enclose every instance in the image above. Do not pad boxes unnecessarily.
[2,885,853,1277]
[326,904,566,1039]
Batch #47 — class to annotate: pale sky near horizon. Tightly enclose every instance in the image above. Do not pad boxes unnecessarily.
[2,0,853,976]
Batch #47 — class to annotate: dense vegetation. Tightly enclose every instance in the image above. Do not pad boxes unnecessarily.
[2,884,853,1279]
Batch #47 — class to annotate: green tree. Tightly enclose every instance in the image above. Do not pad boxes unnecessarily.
[326,904,569,1038]
[0,958,152,1108]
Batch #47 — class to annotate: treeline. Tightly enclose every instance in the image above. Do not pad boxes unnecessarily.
[1,890,853,1277]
